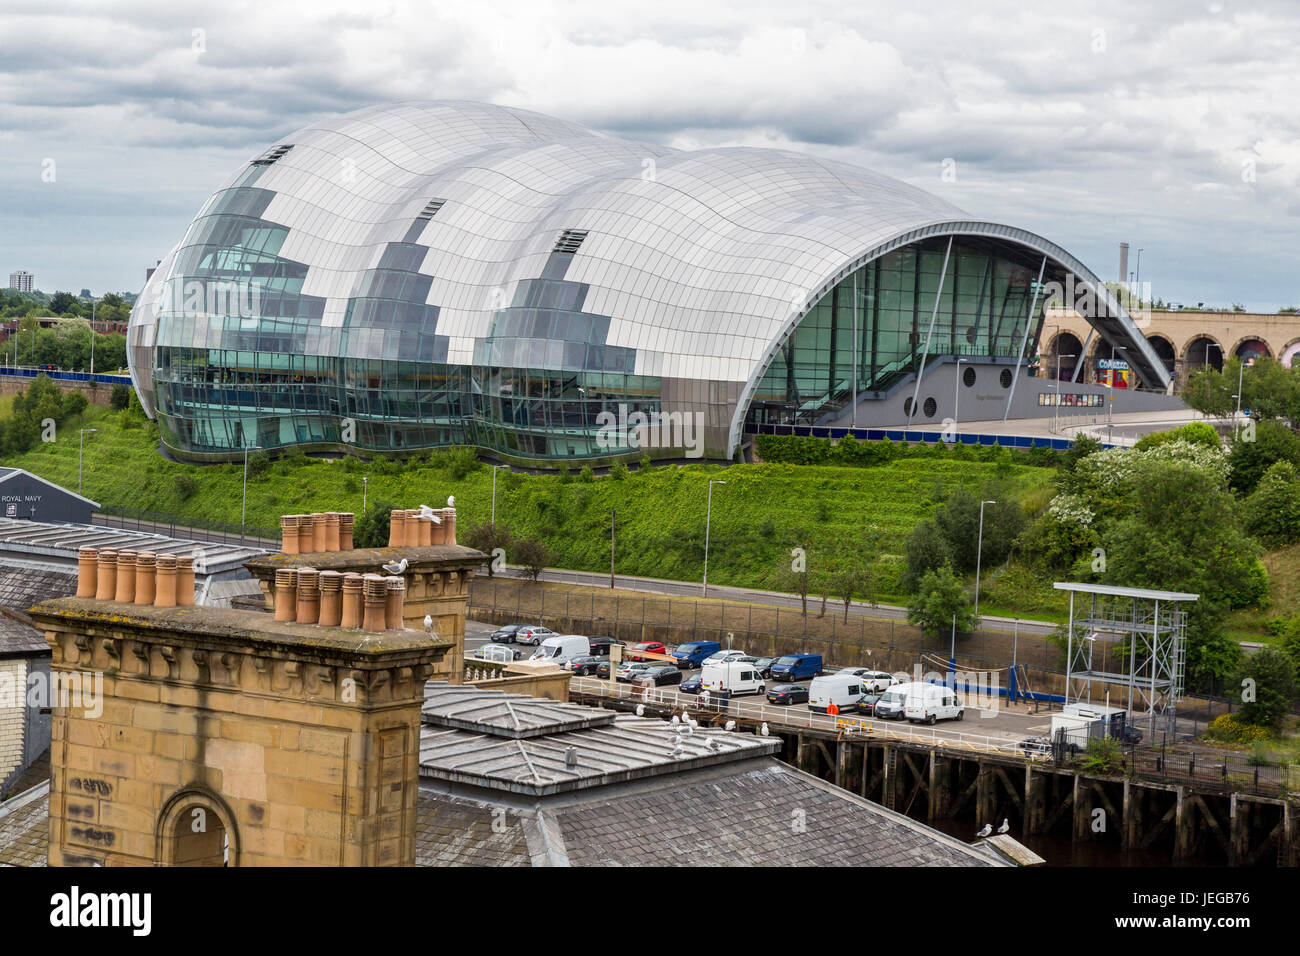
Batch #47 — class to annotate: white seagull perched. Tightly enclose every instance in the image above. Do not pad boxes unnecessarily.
[423,614,434,635]
[760,723,769,737]
[382,557,409,575]
[997,818,1010,834]
[724,720,736,732]
[447,495,455,508]
[635,704,645,717]
[975,823,993,838]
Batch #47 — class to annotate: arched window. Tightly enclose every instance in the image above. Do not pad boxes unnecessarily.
[155,788,239,867]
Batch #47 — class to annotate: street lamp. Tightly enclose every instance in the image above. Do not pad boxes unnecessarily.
[491,464,505,524]
[701,479,727,597]
[241,444,262,543]
[362,476,368,515]
[973,499,996,623]
[78,428,97,495]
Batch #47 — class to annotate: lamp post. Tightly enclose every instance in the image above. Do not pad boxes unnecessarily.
[701,479,726,597]
[241,444,261,543]
[974,499,995,623]
[362,476,368,515]
[78,428,97,495]
[491,464,504,524]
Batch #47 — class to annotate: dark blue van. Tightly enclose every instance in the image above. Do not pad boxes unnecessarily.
[770,653,823,681]
[671,640,722,669]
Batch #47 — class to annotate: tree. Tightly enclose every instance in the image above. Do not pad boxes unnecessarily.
[48,291,75,315]
[903,519,950,593]
[110,384,131,410]
[513,536,552,583]
[1242,460,1300,547]
[1231,647,1297,730]
[932,484,1027,574]
[463,522,514,576]
[830,563,873,622]
[352,500,395,549]
[1228,419,1300,495]
[906,566,977,636]
[1183,365,1235,418]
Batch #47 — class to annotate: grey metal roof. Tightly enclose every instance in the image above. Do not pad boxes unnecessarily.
[422,682,616,738]
[0,517,265,576]
[419,708,779,796]
[1053,582,1200,602]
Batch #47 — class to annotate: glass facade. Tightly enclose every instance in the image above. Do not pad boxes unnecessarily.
[746,237,1047,428]
[128,101,1158,463]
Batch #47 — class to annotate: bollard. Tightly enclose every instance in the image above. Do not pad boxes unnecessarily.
[134,552,157,605]
[76,546,98,598]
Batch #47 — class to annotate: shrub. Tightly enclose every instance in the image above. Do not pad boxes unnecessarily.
[245,449,270,478]
[1204,712,1271,744]
[1079,737,1124,775]
[610,460,629,480]
[1242,460,1300,547]
[353,500,395,549]
[578,465,594,482]
[174,473,198,501]
[109,383,131,410]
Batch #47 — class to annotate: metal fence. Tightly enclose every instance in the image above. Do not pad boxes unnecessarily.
[1127,740,1297,798]
[94,506,278,548]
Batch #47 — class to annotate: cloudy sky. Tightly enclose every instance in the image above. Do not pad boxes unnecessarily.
[3,0,1298,309]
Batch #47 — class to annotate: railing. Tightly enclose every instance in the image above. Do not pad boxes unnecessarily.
[569,676,1034,758]
[0,364,132,385]
[94,507,278,548]
[744,421,1077,450]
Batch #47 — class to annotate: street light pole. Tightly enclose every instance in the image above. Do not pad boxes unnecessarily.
[952,358,966,439]
[241,444,261,543]
[78,428,97,494]
[701,479,726,597]
[362,476,368,515]
[974,499,995,623]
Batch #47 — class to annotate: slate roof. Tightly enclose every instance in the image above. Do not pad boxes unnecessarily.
[0,607,51,657]
[0,782,49,867]
[0,562,78,614]
[413,791,532,867]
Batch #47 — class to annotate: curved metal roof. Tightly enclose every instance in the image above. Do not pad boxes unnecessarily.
[128,100,1166,452]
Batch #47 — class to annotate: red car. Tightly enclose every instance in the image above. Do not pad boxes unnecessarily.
[627,641,667,662]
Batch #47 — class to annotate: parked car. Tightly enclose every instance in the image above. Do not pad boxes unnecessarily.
[752,657,776,679]
[616,662,655,682]
[587,636,624,657]
[595,661,613,680]
[472,642,522,662]
[770,653,823,682]
[565,654,605,676]
[489,624,528,644]
[679,675,703,694]
[636,665,683,687]
[702,649,757,666]
[515,625,558,646]
[766,684,809,705]
[529,634,591,665]
[1018,736,1052,757]
[627,641,667,662]
[858,693,882,716]
[838,668,897,693]
[671,641,721,669]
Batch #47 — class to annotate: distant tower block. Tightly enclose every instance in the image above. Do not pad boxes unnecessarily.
[29,599,453,866]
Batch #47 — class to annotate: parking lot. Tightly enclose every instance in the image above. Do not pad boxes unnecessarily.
[464,625,1071,750]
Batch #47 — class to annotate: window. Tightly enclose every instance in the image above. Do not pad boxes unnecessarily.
[963,366,976,387]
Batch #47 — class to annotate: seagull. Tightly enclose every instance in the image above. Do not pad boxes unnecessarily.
[423,614,433,635]
[382,557,409,575]
[447,495,455,508]
[682,723,694,736]
[635,704,645,717]
[417,505,442,523]
[975,823,993,838]
[671,744,684,758]
[760,723,769,737]
[997,819,1010,834]
[669,715,681,726]
[724,720,736,732]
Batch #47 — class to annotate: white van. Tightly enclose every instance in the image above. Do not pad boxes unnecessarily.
[809,672,869,714]
[904,682,964,724]
[701,660,765,697]
[529,634,590,666]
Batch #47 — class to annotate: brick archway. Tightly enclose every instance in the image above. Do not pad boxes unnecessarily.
[155,787,239,867]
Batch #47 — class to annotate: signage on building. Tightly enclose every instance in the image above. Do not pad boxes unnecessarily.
[1097,358,1130,371]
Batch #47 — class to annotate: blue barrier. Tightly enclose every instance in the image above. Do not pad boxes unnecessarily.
[0,366,132,386]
